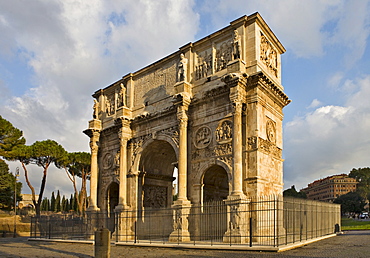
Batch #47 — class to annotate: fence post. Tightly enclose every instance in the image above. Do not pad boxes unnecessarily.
[249,217,252,247]
[48,218,51,239]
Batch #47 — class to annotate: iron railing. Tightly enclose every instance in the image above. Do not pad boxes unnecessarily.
[30,196,341,247]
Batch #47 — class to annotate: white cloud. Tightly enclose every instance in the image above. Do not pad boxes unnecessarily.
[0,0,199,197]
[307,99,322,109]
[197,0,370,61]
[0,0,199,151]
[284,75,370,190]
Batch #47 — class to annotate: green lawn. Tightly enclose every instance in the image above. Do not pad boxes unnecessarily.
[341,217,370,230]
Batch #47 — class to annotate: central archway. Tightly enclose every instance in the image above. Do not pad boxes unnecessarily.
[137,139,177,239]
[139,140,177,209]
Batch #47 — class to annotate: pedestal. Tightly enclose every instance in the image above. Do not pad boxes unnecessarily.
[86,209,102,240]
[223,197,249,244]
[169,201,191,242]
[114,206,135,242]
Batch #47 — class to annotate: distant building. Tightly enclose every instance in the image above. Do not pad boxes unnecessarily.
[18,194,38,209]
[301,174,357,202]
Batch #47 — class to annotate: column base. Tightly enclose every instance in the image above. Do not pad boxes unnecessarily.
[223,230,247,244]
[169,230,191,242]
[86,205,100,212]
[114,204,130,212]
[173,199,191,206]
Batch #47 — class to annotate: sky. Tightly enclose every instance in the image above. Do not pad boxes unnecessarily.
[1,0,370,199]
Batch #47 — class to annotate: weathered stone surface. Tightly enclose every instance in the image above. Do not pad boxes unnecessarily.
[84,12,290,242]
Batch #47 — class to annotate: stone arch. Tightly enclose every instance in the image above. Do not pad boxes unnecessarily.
[130,134,179,175]
[106,181,119,213]
[195,160,232,190]
[202,164,229,202]
[137,139,178,209]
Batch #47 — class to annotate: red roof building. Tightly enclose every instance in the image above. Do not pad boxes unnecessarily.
[301,174,357,202]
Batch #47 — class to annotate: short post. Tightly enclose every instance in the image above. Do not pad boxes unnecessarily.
[95,228,111,258]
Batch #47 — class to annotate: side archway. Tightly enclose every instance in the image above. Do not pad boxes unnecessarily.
[202,165,229,202]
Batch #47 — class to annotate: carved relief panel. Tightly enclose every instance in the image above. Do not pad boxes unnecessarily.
[143,185,167,208]
[195,49,213,80]
[214,41,232,73]
[215,120,232,144]
[266,117,276,144]
[193,126,212,149]
[260,32,278,77]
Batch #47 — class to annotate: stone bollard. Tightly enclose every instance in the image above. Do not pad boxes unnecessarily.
[94,228,110,258]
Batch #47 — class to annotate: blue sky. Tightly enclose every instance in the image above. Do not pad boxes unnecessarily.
[1,0,370,198]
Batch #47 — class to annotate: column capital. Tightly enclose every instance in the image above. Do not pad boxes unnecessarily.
[116,117,132,142]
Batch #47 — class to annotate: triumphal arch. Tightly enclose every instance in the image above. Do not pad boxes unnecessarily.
[84,13,290,242]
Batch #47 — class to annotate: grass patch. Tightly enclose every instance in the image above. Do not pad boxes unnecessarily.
[341,217,370,230]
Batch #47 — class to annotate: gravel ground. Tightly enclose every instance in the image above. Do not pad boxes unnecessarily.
[0,230,369,257]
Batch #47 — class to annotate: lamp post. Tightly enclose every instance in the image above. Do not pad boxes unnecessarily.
[13,167,19,238]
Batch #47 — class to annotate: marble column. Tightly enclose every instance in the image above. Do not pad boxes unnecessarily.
[116,131,128,210]
[176,105,190,203]
[231,100,244,197]
[88,130,100,211]
[169,101,191,242]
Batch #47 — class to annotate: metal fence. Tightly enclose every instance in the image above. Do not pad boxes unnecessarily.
[30,196,341,247]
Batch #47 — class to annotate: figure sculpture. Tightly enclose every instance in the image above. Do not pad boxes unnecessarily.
[117,83,126,107]
[93,99,99,119]
[177,53,188,82]
[232,30,241,59]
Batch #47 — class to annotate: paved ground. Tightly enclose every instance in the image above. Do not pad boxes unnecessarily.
[0,231,369,257]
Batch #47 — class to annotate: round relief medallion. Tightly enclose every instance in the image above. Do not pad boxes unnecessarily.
[266,119,276,143]
[194,126,212,149]
[102,152,114,169]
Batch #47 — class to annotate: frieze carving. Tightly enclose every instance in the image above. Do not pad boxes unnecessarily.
[247,136,258,150]
[195,50,212,80]
[215,42,232,73]
[104,95,115,116]
[203,84,229,99]
[260,33,278,77]
[266,118,276,143]
[214,142,232,156]
[247,136,282,159]
[194,126,212,149]
[143,185,167,208]
[191,148,213,161]
[215,120,232,143]
[217,156,232,168]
